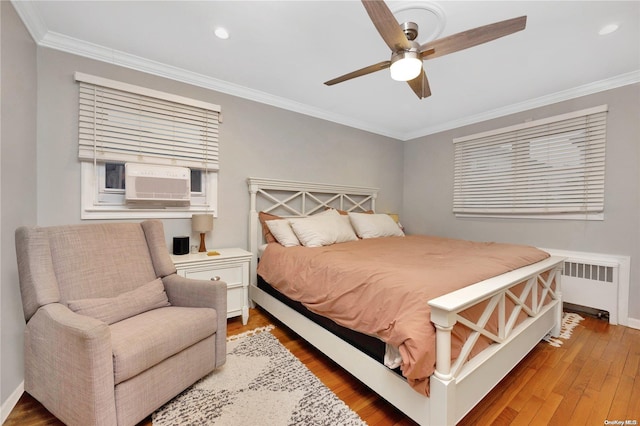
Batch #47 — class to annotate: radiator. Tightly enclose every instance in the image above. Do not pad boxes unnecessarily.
[542,248,630,325]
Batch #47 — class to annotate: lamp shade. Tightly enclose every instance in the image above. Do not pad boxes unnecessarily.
[192,214,214,233]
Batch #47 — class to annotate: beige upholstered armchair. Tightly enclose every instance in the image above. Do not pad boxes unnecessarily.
[15,220,227,426]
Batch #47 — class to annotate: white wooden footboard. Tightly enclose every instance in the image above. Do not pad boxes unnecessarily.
[428,256,563,424]
[247,177,564,425]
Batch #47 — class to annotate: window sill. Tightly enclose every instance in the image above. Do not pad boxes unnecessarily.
[81,205,216,220]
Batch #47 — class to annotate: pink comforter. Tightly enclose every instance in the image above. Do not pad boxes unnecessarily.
[257,235,549,395]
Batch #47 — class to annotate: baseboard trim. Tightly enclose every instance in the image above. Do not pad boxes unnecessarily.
[627,317,640,330]
[1,381,24,424]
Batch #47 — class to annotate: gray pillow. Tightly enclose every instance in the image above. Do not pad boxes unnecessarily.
[67,278,170,324]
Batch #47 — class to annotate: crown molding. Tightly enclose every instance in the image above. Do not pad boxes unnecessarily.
[10,0,47,42]
[35,31,401,140]
[13,0,639,142]
[402,70,640,140]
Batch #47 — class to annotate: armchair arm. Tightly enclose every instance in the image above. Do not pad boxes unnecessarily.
[24,303,117,426]
[162,273,227,311]
[162,273,227,367]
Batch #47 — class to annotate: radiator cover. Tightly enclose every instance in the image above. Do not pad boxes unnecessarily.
[542,248,630,325]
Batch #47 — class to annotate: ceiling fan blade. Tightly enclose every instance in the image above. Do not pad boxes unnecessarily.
[324,60,391,86]
[362,0,411,52]
[421,16,527,59]
[406,69,431,99]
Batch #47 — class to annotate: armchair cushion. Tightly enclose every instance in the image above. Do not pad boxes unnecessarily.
[67,278,170,325]
[110,306,218,384]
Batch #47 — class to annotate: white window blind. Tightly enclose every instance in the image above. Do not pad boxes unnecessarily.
[75,72,220,170]
[453,105,607,217]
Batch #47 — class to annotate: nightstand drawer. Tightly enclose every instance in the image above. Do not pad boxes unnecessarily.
[182,264,243,287]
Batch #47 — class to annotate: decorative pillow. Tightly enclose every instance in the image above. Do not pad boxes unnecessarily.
[67,278,170,325]
[290,209,357,247]
[258,211,281,243]
[265,219,301,247]
[348,212,405,239]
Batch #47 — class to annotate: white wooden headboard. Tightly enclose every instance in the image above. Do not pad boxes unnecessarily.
[247,177,378,284]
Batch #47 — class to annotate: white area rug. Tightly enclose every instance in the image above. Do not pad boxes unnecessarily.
[152,326,367,425]
[543,312,584,347]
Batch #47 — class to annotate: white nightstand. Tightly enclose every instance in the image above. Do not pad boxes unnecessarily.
[171,248,253,325]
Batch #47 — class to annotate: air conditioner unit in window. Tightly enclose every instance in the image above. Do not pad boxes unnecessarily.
[125,163,190,206]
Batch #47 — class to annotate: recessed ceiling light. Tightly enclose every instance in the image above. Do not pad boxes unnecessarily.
[599,23,619,35]
[214,27,229,40]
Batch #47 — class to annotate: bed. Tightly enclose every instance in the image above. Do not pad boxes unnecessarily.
[247,177,564,425]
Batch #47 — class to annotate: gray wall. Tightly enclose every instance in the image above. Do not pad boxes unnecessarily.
[402,84,640,321]
[36,48,404,248]
[1,0,38,411]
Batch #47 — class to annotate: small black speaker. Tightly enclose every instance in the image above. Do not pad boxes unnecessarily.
[173,236,189,255]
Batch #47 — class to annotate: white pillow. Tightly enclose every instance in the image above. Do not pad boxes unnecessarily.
[290,215,337,247]
[289,209,357,247]
[348,212,405,239]
[334,214,358,243]
[313,209,358,243]
[265,219,300,247]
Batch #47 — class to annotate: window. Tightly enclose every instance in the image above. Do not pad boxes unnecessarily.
[453,105,607,220]
[76,73,220,219]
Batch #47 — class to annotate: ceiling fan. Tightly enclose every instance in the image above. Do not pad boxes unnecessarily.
[324,0,527,99]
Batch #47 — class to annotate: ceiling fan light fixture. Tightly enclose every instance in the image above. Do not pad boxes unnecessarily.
[390,50,422,81]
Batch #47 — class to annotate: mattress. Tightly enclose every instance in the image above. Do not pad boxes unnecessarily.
[257,274,388,364]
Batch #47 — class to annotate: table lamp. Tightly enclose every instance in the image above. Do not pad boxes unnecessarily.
[192,214,214,252]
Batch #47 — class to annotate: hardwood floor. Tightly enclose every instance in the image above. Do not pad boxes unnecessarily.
[5,308,639,426]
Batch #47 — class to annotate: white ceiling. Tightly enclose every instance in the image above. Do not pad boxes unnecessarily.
[12,1,640,140]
